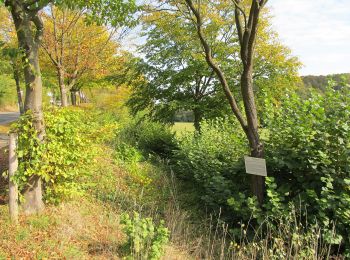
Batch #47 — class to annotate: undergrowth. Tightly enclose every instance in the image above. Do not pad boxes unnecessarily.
[1,99,347,259]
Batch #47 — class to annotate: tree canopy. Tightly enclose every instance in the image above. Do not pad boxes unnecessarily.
[127,0,301,131]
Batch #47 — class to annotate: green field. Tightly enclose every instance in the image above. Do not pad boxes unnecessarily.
[172,122,195,136]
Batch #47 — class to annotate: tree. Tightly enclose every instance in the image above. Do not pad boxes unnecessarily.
[127,55,223,132]
[2,0,48,214]
[129,1,299,133]
[1,0,137,214]
[41,6,119,107]
[184,0,269,204]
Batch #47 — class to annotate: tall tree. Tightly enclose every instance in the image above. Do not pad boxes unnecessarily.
[130,1,299,133]
[127,54,222,132]
[41,6,119,107]
[3,0,47,214]
[185,0,269,204]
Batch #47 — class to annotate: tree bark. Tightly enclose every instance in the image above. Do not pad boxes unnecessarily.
[241,67,265,205]
[193,107,202,132]
[70,90,77,106]
[6,0,46,214]
[58,68,68,107]
[236,0,268,205]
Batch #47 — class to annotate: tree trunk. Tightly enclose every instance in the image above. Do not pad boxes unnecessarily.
[22,175,44,214]
[13,65,24,114]
[79,90,84,104]
[193,107,202,132]
[70,90,77,106]
[21,33,45,215]
[241,67,265,205]
[58,68,68,107]
[8,1,45,214]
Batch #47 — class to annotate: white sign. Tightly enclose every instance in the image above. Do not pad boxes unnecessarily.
[244,156,267,177]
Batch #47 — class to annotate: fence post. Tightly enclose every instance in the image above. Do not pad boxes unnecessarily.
[9,133,19,224]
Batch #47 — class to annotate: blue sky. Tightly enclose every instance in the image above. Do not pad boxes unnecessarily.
[269,0,350,75]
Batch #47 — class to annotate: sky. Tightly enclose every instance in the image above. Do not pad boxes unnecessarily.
[268,0,350,76]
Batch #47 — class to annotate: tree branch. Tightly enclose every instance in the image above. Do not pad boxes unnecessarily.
[185,0,248,131]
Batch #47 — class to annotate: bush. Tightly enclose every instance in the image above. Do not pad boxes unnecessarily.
[118,118,177,159]
[173,117,248,210]
[265,86,350,249]
[230,208,338,259]
[120,212,170,260]
[12,108,97,203]
[114,142,143,164]
[170,85,350,253]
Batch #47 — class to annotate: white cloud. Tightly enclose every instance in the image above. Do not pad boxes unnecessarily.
[268,0,350,75]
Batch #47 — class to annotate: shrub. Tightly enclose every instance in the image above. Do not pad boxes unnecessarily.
[265,85,350,250]
[12,108,96,203]
[118,118,177,159]
[173,117,249,210]
[230,208,337,259]
[114,142,143,164]
[120,212,169,260]
[170,85,350,253]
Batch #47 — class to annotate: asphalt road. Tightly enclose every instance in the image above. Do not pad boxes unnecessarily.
[0,112,19,148]
[0,112,19,125]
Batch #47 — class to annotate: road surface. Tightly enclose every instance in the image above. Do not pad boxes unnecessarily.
[0,112,19,148]
[0,112,19,125]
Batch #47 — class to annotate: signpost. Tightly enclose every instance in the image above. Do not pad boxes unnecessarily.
[244,156,267,177]
[9,133,19,224]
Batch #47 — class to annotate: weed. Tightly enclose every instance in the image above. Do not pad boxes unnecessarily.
[120,212,170,260]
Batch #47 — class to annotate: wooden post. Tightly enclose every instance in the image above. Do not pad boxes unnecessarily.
[9,133,19,224]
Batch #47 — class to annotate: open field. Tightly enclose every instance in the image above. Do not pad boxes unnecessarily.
[172,122,195,136]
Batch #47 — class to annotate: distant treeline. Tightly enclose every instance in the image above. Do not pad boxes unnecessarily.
[174,110,194,122]
[175,73,349,122]
[302,73,350,92]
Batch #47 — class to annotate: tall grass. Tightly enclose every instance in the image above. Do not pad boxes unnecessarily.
[111,164,339,259]
[161,170,338,259]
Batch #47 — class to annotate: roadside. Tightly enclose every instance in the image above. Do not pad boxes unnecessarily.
[0,113,192,259]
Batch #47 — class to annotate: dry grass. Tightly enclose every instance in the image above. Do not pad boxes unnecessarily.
[0,124,10,134]
[0,143,192,259]
[0,106,18,113]
[0,128,342,259]
[0,199,124,259]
